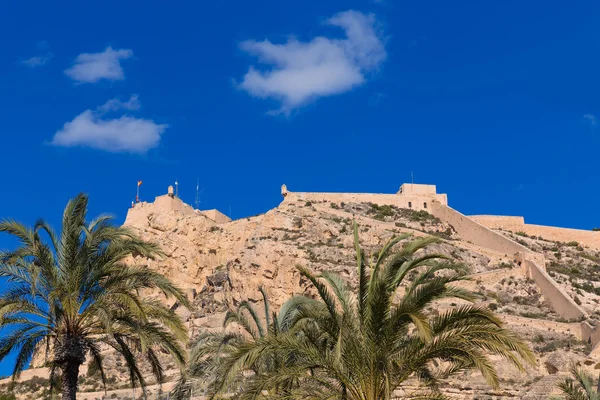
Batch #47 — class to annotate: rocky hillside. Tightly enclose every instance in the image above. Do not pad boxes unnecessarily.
[3,197,600,399]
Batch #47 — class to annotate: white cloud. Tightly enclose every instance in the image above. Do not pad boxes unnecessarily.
[238,10,386,114]
[22,54,53,68]
[51,95,167,153]
[22,41,53,68]
[584,114,596,126]
[64,47,133,83]
[98,94,141,112]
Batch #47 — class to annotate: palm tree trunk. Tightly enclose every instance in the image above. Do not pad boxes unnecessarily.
[56,335,86,400]
[61,359,81,400]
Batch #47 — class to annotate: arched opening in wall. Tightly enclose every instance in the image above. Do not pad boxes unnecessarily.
[423,202,427,209]
[408,202,412,208]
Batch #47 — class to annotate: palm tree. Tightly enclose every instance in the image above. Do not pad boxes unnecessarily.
[0,194,189,400]
[218,223,536,400]
[553,365,600,400]
[171,286,314,399]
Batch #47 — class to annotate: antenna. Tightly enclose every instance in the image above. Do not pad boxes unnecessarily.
[194,179,205,209]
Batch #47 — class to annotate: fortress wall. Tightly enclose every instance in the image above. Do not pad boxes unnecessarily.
[518,224,600,249]
[124,201,153,226]
[154,195,196,216]
[125,195,198,226]
[469,215,525,229]
[522,259,586,321]
[284,191,447,211]
[398,184,437,195]
[471,215,600,249]
[203,209,232,224]
[581,322,600,354]
[429,202,531,256]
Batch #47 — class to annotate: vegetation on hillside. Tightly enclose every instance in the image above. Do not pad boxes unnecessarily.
[171,286,315,399]
[553,365,600,400]
[177,223,534,399]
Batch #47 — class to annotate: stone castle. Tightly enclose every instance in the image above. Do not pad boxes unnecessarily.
[126,182,600,354]
[8,182,600,398]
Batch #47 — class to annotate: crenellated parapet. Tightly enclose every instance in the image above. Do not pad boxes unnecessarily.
[281,183,447,211]
[125,187,231,226]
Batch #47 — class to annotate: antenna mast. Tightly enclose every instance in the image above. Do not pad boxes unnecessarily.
[195,179,200,209]
[194,179,205,210]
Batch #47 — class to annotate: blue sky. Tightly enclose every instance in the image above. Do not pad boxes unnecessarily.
[0,0,600,373]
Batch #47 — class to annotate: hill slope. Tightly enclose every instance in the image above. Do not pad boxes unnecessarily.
[4,195,600,399]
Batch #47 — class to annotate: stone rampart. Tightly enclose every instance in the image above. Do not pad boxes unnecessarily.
[471,215,600,249]
[520,258,586,321]
[581,321,600,355]
[126,195,198,226]
[283,190,447,212]
[432,203,589,326]
[429,202,531,256]
[203,209,232,224]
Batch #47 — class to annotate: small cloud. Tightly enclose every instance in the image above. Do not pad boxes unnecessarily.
[21,41,53,68]
[98,94,141,113]
[237,10,386,114]
[51,95,166,153]
[65,46,133,84]
[584,114,596,126]
[22,54,53,68]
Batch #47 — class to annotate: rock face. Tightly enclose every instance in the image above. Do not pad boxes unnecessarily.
[5,196,600,399]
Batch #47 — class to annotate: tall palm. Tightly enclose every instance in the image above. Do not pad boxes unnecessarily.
[171,286,313,399]
[553,366,600,400]
[0,194,189,400]
[218,223,536,400]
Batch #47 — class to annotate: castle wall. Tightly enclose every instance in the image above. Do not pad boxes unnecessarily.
[471,215,600,249]
[283,192,447,211]
[469,215,525,228]
[154,195,196,216]
[429,202,531,256]
[521,259,586,321]
[580,321,600,354]
[125,195,197,226]
[398,183,437,195]
[203,209,232,224]
[428,203,587,322]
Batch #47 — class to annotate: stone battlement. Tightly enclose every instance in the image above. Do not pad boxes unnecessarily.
[125,188,231,226]
[471,215,600,249]
[281,183,447,211]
